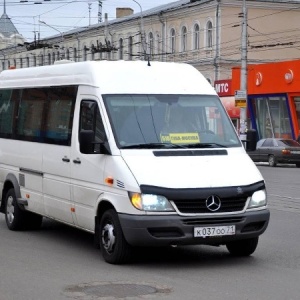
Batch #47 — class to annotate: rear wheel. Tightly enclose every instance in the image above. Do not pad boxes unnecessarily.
[296,163,300,168]
[5,188,27,230]
[5,188,43,231]
[268,155,276,167]
[226,237,259,256]
[99,209,132,264]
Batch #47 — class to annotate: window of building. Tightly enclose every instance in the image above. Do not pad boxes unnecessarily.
[250,95,292,139]
[170,28,176,54]
[66,49,70,60]
[91,44,95,60]
[73,48,77,62]
[128,36,133,60]
[181,26,187,52]
[206,21,213,48]
[83,46,88,61]
[156,34,161,59]
[119,38,123,60]
[39,55,43,66]
[47,53,51,65]
[148,32,154,57]
[194,23,200,50]
[33,56,36,67]
[26,57,30,68]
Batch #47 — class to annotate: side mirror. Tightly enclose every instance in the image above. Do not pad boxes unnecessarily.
[246,129,257,151]
[79,130,94,154]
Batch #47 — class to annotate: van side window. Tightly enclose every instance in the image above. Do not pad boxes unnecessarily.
[80,100,107,152]
[0,89,19,137]
[17,89,46,140]
[0,86,77,145]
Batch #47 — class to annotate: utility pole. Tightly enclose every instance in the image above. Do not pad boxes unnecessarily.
[88,3,92,26]
[98,0,102,23]
[239,0,248,142]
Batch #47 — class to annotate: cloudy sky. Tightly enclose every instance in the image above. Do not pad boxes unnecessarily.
[3,0,180,42]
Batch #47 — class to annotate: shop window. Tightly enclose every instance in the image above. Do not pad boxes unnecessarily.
[250,95,292,139]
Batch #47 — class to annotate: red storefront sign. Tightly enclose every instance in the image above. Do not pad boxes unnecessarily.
[214,79,240,118]
[214,79,232,97]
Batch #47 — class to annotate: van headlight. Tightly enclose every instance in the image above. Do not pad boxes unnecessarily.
[247,189,267,208]
[130,193,175,211]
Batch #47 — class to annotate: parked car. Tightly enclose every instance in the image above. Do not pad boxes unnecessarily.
[247,138,300,167]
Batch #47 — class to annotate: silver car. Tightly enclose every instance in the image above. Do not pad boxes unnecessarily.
[247,138,300,167]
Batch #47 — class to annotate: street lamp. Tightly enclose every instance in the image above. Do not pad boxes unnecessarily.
[39,20,64,43]
[130,0,146,60]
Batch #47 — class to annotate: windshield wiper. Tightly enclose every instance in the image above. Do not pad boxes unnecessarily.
[184,143,228,148]
[120,143,188,149]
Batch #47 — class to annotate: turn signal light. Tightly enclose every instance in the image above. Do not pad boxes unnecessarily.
[105,177,114,185]
[282,149,291,155]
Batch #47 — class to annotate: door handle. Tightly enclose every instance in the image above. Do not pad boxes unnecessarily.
[62,157,70,163]
[73,159,81,164]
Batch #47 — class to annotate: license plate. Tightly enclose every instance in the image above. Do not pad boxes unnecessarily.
[194,225,236,238]
[291,151,300,154]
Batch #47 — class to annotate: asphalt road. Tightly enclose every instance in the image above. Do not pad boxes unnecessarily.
[0,164,299,300]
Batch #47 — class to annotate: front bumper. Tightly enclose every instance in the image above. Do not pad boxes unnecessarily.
[119,209,270,247]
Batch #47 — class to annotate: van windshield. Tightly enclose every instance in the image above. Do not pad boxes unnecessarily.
[103,94,241,149]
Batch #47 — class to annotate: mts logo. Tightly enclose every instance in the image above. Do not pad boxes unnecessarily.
[214,79,232,96]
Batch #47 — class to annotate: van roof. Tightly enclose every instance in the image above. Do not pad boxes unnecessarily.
[0,60,216,95]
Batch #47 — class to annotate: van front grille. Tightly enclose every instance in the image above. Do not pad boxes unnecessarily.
[172,197,248,214]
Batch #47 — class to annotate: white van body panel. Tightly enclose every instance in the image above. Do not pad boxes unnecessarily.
[121,148,263,188]
[0,61,270,264]
[0,61,216,96]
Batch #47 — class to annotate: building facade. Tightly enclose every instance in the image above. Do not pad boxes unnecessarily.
[1,0,300,79]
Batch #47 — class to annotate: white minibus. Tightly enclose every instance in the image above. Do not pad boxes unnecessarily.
[0,60,270,264]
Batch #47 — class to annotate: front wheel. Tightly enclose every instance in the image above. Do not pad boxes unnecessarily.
[268,155,276,167]
[99,209,132,264]
[226,237,259,256]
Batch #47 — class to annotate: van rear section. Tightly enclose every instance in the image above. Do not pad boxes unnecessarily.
[0,60,269,264]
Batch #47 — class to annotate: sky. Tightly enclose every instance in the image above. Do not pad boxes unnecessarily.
[3,0,180,42]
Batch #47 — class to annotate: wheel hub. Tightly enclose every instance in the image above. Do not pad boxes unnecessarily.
[101,223,115,253]
[6,195,15,224]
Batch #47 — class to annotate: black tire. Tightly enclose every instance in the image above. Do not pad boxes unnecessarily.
[4,188,43,231]
[5,188,27,231]
[99,209,132,264]
[226,237,259,257]
[268,155,276,167]
[296,163,300,168]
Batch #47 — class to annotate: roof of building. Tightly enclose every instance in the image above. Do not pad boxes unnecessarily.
[44,0,300,41]
[0,1,20,38]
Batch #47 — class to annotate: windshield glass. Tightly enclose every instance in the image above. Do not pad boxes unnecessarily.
[103,94,241,149]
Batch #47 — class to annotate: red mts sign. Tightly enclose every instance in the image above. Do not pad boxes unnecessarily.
[214,79,232,96]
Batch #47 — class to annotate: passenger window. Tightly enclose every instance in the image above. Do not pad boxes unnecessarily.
[0,86,77,145]
[80,100,107,152]
[45,86,76,144]
[0,89,18,137]
[17,89,45,140]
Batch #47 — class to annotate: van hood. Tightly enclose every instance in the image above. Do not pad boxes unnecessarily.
[121,149,263,189]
